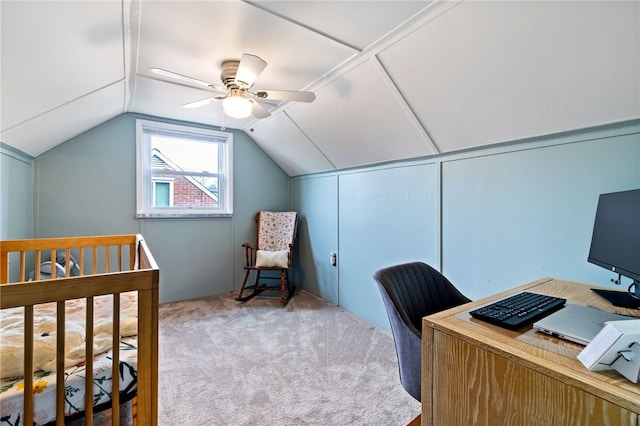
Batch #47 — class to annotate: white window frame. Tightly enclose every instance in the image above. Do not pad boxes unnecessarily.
[136,119,233,218]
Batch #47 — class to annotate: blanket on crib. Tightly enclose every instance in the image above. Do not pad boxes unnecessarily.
[0,336,138,426]
[0,292,137,379]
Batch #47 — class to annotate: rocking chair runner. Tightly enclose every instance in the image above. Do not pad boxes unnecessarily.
[236,211,298,303]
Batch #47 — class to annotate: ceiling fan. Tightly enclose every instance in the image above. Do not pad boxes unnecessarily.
[149,53,316,119]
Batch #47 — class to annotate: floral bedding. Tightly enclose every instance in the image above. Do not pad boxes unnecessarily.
[0,293,139,425]
[0,336,138,426]
[0,293,138,378]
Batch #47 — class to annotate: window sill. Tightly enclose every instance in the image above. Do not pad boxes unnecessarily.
[135,213,232,219]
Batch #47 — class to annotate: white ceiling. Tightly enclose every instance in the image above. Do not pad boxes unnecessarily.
[2,1,639,176]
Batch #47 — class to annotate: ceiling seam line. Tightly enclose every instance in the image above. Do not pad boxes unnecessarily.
[1,80,126,133]
[242,0,362,52]
[124,0,142,113]
[283,111,337,170]
[121,0,129,113]
[270,0,464,96]
[373,57,441,155]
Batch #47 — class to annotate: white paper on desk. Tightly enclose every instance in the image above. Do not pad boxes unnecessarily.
[577,319,640,371]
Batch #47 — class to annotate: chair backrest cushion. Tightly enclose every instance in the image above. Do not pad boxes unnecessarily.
[374,262,470,336]
[257,211,298,251]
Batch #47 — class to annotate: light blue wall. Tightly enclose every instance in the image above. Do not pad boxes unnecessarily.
[291,121,640,331]
[290,175,339,304]
[32,113,290,303]
[338,164,439,323]
[442,124,640,299]
[1,143,33,240]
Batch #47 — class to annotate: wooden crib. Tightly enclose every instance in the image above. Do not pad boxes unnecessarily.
[0,234,159,426]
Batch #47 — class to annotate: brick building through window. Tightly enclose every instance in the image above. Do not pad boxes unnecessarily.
[152,149,218,207]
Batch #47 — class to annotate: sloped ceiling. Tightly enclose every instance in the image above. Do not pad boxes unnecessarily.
[2,1,639,176]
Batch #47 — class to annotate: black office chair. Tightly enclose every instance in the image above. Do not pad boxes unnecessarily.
[374,261,470,401]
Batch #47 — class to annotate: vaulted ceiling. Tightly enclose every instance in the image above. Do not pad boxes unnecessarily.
[2,1,639,176]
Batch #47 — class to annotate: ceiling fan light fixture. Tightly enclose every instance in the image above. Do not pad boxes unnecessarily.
[153,53,315,121]
[222,95,252,119]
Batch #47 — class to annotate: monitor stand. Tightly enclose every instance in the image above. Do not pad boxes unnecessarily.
[591,288,640,309]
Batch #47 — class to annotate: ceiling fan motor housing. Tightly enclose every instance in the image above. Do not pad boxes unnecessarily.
[220,60,241,89]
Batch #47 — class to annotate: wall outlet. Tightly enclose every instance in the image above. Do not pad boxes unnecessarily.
[330,252,337,266]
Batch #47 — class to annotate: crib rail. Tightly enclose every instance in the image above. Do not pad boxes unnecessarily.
[0,234,159,426]
[0,234,144,283]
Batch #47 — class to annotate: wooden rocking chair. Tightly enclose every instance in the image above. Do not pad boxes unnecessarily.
[236,211,298,303]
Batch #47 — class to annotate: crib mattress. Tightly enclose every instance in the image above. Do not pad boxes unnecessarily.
[0,336,137,426]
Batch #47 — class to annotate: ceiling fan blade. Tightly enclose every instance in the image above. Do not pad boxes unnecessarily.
[182,96,215,109]
[253,90,316,103]
[250,99,271,119]
[235,54,267,88]
[149,67,212,87]
[149,68,227,92]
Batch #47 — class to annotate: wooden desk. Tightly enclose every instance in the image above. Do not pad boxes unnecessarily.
[422,278,640,426]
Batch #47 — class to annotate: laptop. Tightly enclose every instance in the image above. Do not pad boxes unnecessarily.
[532,303,631,345]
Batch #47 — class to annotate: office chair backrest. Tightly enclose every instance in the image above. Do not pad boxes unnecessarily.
[375,261,470,337]
[374,261,470,401]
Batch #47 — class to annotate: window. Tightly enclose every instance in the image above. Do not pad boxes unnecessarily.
[136,120,233,218]
[153,179,173,207]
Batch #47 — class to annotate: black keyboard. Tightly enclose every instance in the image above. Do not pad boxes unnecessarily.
[469,292,566,330]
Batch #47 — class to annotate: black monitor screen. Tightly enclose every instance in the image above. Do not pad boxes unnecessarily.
[588,189,640,282]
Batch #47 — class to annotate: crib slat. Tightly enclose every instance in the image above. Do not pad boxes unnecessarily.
[24,305,34,426]
[112,294,121,425]
[50,249,56,278]
[0,250,8,283]
[64,248,72,276]
[79,247,85,276]
[35,251,42,280]
[19,251,26,281]
[93,246,98,274]
[130,238,137,271]
[85,296,94,425]
[56,302,66,425]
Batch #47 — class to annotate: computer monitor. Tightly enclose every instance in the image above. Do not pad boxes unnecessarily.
[588,188,640,299]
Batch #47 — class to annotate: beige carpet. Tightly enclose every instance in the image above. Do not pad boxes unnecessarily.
[157,290,421,425]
